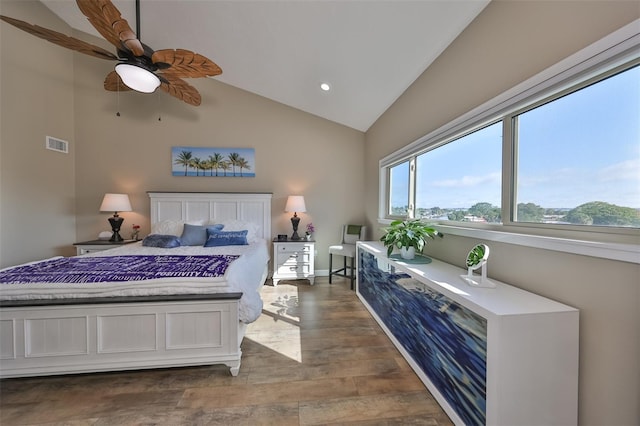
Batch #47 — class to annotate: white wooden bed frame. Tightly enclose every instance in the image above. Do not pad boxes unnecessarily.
[0,192,272,378]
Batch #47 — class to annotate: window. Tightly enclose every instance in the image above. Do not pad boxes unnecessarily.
[389,160,410,217]
[380,23,639,252]
[512,65,640,228]
[415,122,502,223]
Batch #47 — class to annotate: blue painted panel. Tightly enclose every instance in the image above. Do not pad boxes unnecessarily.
[359,250,487,425]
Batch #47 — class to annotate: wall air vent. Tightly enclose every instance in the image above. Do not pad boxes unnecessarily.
[46,136,69,154]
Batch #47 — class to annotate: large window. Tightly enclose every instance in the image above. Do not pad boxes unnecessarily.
[381,30,639,242]
[512,65,640,228]
[415,122,502,223]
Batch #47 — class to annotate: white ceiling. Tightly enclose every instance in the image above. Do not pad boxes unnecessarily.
[40,0,489,131]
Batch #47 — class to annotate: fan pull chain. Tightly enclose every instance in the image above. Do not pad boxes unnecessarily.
[157,90,162,121]
[116,81,121,117]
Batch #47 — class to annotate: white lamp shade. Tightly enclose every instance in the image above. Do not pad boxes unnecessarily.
[115,63,160,93]
[285,195,306,213]
[100,193,132,213]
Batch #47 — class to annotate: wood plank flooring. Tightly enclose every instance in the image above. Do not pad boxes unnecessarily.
[0,277,453,425]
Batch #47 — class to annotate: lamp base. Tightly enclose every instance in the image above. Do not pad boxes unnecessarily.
[108,216,125,242]
[109,232,124,242]
[290,214,301,241]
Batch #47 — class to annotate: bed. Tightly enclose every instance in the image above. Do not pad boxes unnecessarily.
[0,192,272,378]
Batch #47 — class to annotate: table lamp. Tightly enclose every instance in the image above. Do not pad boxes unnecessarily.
[100,193,132,242]
[285,195,306,240]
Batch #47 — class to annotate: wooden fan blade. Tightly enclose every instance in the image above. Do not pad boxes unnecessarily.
[0,15,117,60]
[76,0,144,56]
[153,49,222,78]
[159,75,202,106]
[104,71,132,92]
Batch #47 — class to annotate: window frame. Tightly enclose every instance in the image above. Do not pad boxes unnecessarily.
[386,158,414,219]
[378,20,640,263]
[504,61,640,230]
[414,120,504,224]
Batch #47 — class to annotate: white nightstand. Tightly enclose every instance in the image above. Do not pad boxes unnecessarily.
[74,239,138,255]
[272,239,315,286]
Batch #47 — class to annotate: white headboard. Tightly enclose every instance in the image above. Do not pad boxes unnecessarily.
[148,192,272,240]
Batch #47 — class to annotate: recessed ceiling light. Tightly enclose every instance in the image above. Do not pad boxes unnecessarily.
[320,82,331,91]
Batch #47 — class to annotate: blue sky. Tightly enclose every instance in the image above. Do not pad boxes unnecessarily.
[394,65,640,210]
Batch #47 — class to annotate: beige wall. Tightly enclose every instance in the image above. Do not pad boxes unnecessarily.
[0,1,365,271]
[2,0,639,424]
[72,51,365,272]
[365,1,640,424]
[1,0,77,267]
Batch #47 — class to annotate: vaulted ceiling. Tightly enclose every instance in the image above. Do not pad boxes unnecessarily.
[41,0,489,131]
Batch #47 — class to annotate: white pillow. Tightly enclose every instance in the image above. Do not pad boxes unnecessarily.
[151,220,205,236]
[212,219,260,243]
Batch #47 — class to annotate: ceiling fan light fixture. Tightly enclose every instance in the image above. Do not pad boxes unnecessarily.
[115,63,160,93]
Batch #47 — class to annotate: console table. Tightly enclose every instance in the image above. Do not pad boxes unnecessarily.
[356,241,578,425]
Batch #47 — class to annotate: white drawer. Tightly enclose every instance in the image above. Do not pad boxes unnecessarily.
[277,252,310,265]
[277,243,310,254]
[276,263,311,275]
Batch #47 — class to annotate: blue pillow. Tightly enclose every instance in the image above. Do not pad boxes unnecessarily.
[180,223,224,246]
[204,229,248,247]
[142,234,181,248]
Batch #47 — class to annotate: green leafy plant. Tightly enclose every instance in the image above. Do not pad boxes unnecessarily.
[380,219,443,257]
[466,244,487,267]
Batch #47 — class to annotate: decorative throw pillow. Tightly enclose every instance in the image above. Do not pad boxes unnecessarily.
[204,229,249,247]
[150,220,206,237]
[180,223,224,246]
[142,234,181,248]
[212,220,260,242]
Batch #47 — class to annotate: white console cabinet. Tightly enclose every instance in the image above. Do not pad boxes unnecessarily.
[356,241,579,426]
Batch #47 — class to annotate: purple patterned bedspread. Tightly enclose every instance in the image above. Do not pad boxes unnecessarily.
[0,255,240,284]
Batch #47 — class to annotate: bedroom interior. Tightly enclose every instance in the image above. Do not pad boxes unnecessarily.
[1,0,639,425]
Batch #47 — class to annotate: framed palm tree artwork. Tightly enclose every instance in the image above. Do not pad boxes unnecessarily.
[172,147,255,177]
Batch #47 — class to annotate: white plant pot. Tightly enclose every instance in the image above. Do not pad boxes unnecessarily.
[400,246,415,260]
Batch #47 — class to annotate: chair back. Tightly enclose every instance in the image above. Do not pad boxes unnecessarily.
[342,225,366,244]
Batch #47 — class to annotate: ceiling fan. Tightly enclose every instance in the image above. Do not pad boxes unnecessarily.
[0,0,222,106]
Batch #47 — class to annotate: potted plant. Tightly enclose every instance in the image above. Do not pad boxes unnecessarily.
[380,219,443,259]
[305,222,315,241]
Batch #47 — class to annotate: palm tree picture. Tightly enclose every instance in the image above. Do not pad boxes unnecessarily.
[171,147,255,177]
[174,150,193,176]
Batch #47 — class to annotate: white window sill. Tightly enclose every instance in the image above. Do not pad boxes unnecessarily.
[378,220,640,264]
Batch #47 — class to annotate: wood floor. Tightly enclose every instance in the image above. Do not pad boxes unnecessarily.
[0,277,453,425]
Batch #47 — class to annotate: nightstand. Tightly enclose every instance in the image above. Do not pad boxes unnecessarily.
[74,239,138,255]
[272,239,315,286]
